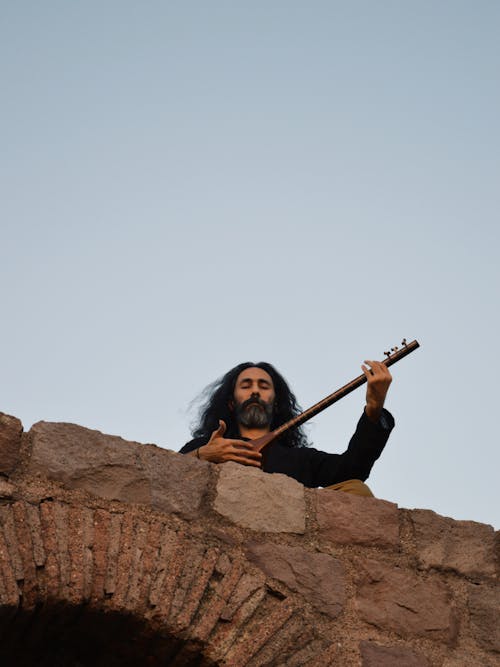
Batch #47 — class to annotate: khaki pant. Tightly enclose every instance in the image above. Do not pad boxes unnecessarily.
[326,479,374,497]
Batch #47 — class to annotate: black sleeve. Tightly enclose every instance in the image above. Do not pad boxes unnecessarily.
[179,437,208,454]
[305,408,395,487]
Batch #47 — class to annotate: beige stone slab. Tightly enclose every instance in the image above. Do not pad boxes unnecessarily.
[214,462,305,533]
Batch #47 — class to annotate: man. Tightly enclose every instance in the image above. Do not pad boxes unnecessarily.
[179,359,393,496]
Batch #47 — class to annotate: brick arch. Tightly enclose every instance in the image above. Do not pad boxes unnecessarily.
[0,499,335,666]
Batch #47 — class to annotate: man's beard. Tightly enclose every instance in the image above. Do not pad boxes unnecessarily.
[235,397,274,428]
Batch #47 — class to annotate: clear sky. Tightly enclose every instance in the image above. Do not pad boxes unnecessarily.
[2,2,499,528]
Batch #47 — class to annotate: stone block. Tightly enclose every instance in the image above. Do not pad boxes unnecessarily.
[316,488,399,548]
[0,479,15,499]
[139,444,211,520]
[411,509,496,579]
[0,412,23,474]
[355,558,457,643]
[214,462,305,533]
[29,421,147,497]
[443,649,498,666]
[245,541,346,618]
[360,641,430,666]
[468,583,500,654]
[28,421,210,520]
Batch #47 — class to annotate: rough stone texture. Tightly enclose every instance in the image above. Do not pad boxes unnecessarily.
[316,487,400,547]
[440,649,499,667]
[29,421,148,498]
[355,558,457,643]
[245,541,346,618]
[411,509,497,579]
[0,412,23,474]
[214,462,305,533]
[28,421,211,520]
[468,583,500,653]
[360,641,430,666]
[0,479,15,499]
[137,444,212,519]
[442,649,498,667]
[0,411,497,666]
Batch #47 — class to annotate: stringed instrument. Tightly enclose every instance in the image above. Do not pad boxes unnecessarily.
[249,339,420,452]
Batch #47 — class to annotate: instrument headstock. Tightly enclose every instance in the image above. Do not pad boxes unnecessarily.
[383,339,419,367]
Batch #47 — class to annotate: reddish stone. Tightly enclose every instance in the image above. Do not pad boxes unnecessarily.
[303,641,338,666]
[214,462,305,533]
[355,558,457,643]
[316,488,400,548]
[208,586,267,662]
[104,513,122,595]
[168,543,205,624]
[220,572,265,621]
[110,513,136,609]
[137,519,164,609]
[252,614,316,666]
[139,444,212,521]
[174,547,219,631]
[0,479,15,499]
[191,559,244,642]
[223,599,294,666]
[29,421,150,500]
[67,505,94,604]
[91,509,110,600]
[0,505,23,580]
[124,518,149,611]
[443,650,498,666]
[441,650,499,667]
[66,506,85,603]
[148,526,179,608]
[360,641,430,666]
[12,502,39,607]
[468,583,500,653]
[25,503,46,568]
[39,502,60,600]
[0,525,19,605]
[245,541,346,618]
[0,412,23,474]
[28,421,211,521]
[153,532,191,620]
[52,503,71,598]
[411,509,496,579]
[81,508,94,600]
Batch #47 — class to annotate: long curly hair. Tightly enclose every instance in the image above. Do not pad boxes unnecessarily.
[191,362,310,448]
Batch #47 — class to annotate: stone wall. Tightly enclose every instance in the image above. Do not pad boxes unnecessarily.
[0,411,498,666]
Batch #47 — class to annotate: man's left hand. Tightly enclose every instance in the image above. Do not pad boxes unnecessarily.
[361,360,392,423]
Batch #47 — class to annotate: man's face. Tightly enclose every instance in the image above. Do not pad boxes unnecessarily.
[232,367,276,429]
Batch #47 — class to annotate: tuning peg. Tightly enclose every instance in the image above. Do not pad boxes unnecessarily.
[391,346,399,352]
[384,351,391,358]
[401,338,407,346]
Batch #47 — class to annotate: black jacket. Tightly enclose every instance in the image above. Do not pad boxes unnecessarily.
[179,409,394,488]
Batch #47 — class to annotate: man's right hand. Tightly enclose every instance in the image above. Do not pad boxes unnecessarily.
[196,420,262,467]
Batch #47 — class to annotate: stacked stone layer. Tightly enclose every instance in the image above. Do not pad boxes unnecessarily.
[0,413,498,666]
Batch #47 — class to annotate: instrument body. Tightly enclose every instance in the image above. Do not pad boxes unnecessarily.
[249,339,420,453]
